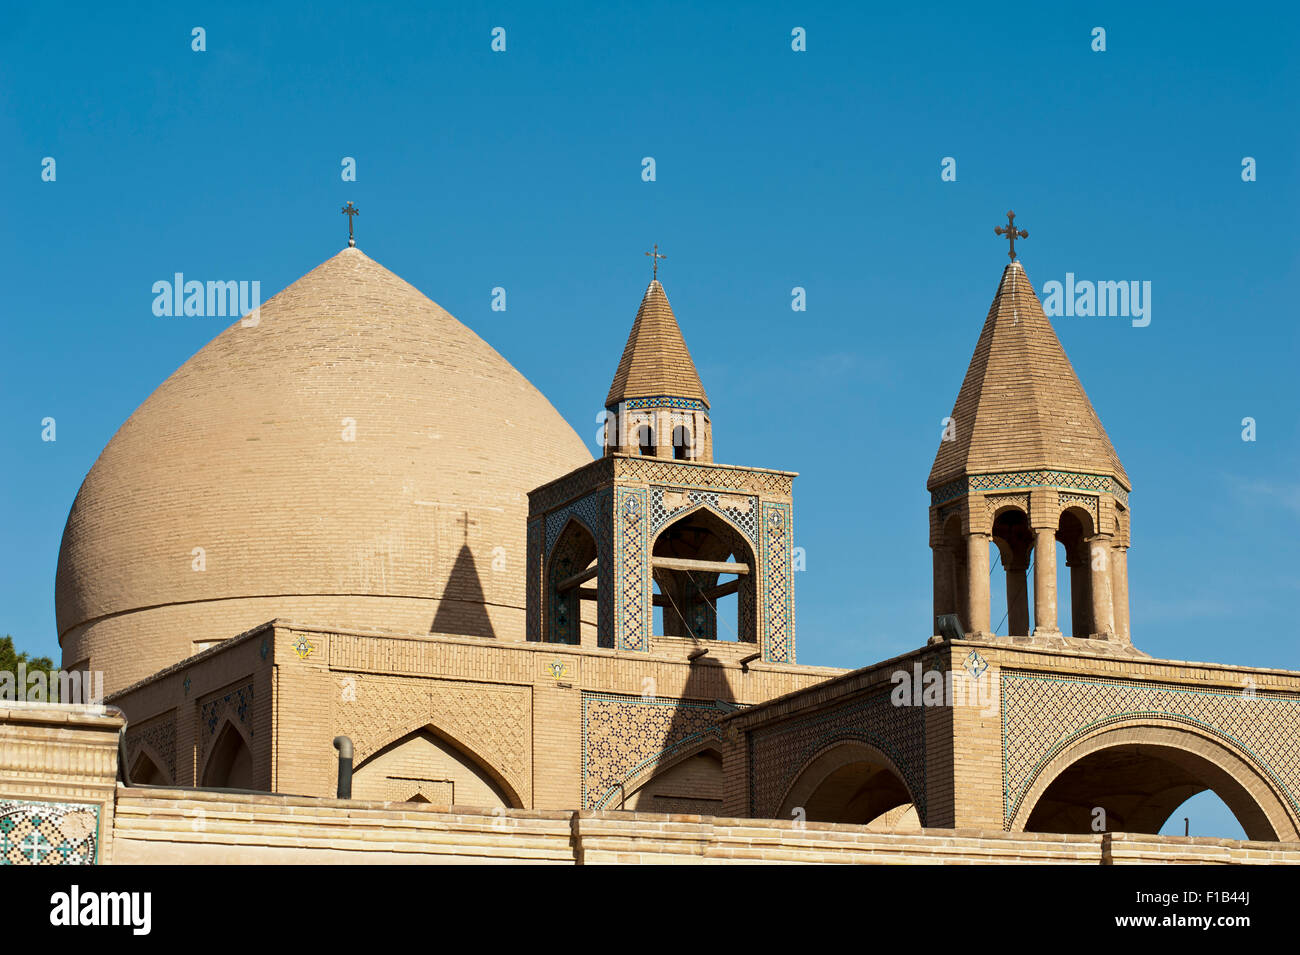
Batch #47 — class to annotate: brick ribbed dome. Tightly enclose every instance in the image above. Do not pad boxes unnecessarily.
[56,247,591,693]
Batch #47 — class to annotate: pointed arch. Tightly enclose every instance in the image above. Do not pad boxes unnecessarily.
[650,504,758,643]
[127,737,173,786]
[201,717,254,789]
[129,749,168,786]
[545,515,600,645]
[352,719,524,809]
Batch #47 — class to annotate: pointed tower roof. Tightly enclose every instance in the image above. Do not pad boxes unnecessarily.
[928,261,1129,491]
[605,280,709,408]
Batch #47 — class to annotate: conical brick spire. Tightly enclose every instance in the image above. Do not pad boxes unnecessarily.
[605,280,709,408]
[928,261,1129,490]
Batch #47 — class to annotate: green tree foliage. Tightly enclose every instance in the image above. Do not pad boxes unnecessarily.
[0,635,61,701]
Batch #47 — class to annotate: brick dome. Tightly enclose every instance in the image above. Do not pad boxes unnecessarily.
[56,247,591,693]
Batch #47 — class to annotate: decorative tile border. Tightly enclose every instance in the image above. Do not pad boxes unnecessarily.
[609,396,708,413]
[650,486,757,546]
[932,470,1129,507]
[614,487,650,651]
[0,799,100,865]
[761,501,794,663]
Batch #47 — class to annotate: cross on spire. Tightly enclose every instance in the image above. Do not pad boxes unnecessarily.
[458,510,477,543]
[994,210,1028,262]
[342,202,360,248]
[645,243,666,280]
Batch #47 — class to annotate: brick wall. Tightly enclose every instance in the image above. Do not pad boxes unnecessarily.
[107,789,1300,865]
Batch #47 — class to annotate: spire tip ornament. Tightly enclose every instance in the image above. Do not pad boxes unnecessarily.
[644,243,666,280]
[994,210,1028,262]
[342,201,360,248]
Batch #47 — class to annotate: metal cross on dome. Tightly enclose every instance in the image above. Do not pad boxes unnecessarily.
[342,202,360,247]
[994,210,1028,261]
[645,243,666,280]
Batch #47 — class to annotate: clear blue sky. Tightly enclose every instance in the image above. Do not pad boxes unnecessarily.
[2,2,1296,837]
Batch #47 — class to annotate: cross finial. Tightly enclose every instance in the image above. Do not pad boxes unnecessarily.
[644,243,666,280]
[994,210,1028,262]
[458,510,477,543]
[342,202,360,248]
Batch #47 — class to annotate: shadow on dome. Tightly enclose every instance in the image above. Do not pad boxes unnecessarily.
[430,542,496,639]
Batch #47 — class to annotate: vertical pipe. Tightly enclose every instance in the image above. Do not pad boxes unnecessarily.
[332,736,353,799]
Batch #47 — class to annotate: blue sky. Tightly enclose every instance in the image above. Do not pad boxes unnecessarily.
[1,2,1296,836]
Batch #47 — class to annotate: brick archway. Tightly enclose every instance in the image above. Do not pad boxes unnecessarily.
[353,720,524,809]
[1010,722,1298,841]
[777,739,917,827]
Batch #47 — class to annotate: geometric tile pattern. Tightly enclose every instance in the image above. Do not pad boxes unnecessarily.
[527,456,792,517]
[932,469,1128,507]
[1057,491,1099,527]
[0,800,99,865]
[621,457,794,498]
[613,395,708,412]
[1001,671,1300,830]
[339,675,532,807]
[125,714,177,783]
[748,683,927,822]
[650,486,757,546]
[198,681,254,766]
[761,501,794,663]
[595,489,615,648]
[581,692,731,810]
[544,489,606,555]
[614,487,650,651]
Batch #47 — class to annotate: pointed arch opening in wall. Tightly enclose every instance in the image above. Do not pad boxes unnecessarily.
[651,505,757,643]
[777,740,920,829]
[129,750,167,787]
[201,720,254,790]
[933,513,968,632]
[637,424,656,457]
[1014,724,1297,842]
[351,725,521,809]
[546,517,600,646]
[672,424,692,460]
[990,504,1033,636]
[1055,505,1095,639]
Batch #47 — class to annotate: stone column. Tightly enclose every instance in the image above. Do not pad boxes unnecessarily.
[1089,534,1116,639]
[965,533,990,636]
[1112,546,1130,642]
[1005,557,1029,636]
[1032,526,1059,635]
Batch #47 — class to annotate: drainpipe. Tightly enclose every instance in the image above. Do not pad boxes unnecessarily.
[332,736,353,798]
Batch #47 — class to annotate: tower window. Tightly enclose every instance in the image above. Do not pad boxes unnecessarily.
[672,425,692,460]
[637,425,655,456]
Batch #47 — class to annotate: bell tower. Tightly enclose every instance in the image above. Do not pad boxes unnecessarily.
[602,277,713,463]
[928,215,1132,645]
[526,256,797,662]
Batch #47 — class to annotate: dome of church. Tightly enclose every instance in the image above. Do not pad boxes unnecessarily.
[56,247,591,694]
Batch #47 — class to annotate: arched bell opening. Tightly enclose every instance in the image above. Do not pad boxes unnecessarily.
[651,507,757,643]
[546,518,600,645]
[991,506,1033,636]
